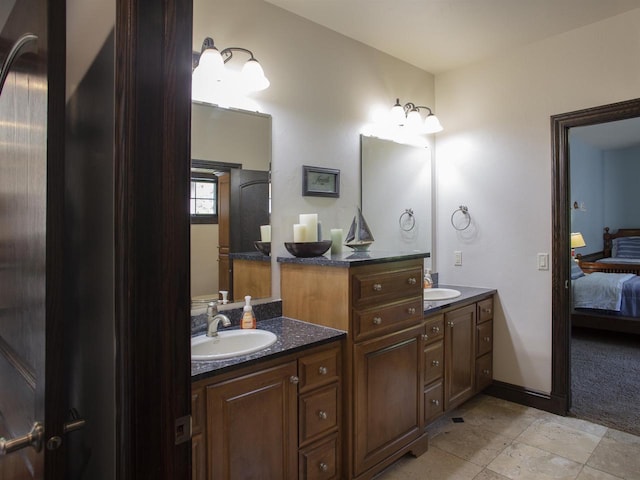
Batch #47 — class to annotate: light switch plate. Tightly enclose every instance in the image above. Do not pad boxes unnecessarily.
[537,253,549,270]
[454,251,462,266]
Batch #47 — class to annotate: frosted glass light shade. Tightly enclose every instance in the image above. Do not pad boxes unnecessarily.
[241,59,270,92]
[390,102,406,125]
[423,114,443,133]
[406,109,422,131]
[195,47,224,82]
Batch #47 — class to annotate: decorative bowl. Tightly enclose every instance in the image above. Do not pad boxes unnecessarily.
[254,241,271,256]
[284,240,332,258]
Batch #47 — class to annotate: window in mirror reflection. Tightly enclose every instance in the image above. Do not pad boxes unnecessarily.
[190,171,218,224]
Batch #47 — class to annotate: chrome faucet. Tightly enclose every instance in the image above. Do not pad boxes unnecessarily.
[206,301,231,337]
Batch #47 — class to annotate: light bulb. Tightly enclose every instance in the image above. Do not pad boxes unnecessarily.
[241,59,270,92]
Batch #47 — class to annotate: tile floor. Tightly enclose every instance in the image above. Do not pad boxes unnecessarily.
[376,395,640,480]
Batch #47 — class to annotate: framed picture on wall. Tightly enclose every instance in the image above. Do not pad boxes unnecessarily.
[302,165,340,198]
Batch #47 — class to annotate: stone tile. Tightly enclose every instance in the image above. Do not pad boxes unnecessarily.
[487,442,583,480]
[516,418,602,463]
[576,466,625,480]
[538,412,609,438]
[461,397,545,439]
[474,469,512,480]
[377,447,483,480]
[586,428,640,480]
[430,422,511,467]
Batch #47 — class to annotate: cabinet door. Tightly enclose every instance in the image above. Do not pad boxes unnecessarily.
[353,324,424,476]
[207,361,298,479]
[444,304,475,409]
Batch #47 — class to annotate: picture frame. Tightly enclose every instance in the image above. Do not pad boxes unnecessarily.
[302,165,340,198]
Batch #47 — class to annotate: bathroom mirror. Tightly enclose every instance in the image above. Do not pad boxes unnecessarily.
[360,135,432,261]
[191,102,272,303]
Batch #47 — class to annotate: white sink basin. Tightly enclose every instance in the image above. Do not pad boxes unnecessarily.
[424,288,462,301]
[191,329,277,361]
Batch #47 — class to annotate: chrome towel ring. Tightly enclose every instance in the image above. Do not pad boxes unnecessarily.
[399,208,415,231]
[451,205,471,231]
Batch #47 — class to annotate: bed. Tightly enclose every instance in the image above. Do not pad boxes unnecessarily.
[572,228,640,334]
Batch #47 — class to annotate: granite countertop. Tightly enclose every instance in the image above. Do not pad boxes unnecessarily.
[423,284,497,314]
[229,251,271,262]
[191,317,346,381]
[277,250,430,267]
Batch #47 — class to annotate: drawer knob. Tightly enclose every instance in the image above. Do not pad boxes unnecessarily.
[431,399,440,406]
[447,321,454,327]
[421,334,429,341]
[484,336,491,342]
[483,369,490,375]
[319,462,329,472]
[432,326,440,333]
[373,317,382,325]
[318,366,328,375]
[407,307,416,315]
[482,308,492,314]
[289,376,299,385]
[372,283,382,291]
[318,410,328,420]
[431,360,440,367]
[407,277,417,285]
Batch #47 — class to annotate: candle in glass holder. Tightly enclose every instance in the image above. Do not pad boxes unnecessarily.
[293,224,306,242]
[299,213,318,242]
[330,228,343,254]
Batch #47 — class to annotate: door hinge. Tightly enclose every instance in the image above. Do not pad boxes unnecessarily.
[175,415,192,445]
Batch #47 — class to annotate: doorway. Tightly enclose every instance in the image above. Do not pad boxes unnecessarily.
[551,97,640,416]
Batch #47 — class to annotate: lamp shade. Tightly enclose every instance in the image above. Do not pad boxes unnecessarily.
[196,47,224,82]
[241,59,270,92]
[390,99,406,125]
[423,114,443,133]
[570,232,586,248]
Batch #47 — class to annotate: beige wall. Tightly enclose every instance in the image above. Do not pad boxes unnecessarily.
[191,224,219,297]
[435,9,640,393]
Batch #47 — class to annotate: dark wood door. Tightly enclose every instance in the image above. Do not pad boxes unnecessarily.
[444,305,475,409]
[0,0,65,477]
[218,173,231,294]
[229,169,270,253]
[206,362,298,479]
[353,324,424,476]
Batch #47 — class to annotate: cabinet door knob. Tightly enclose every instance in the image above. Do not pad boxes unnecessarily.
[483,369,490,375]
[482,308,492,314]
[318,366,328,375]
[447,321,454,327]
[431,360,439,367]
[484,336,491,342]
[373,317,382,325]
[319,462,329,472]
[372,283,382,291]
[407,277,417,285]
[431,399,440,406]
[432,326,440,333]
[421,334,429,341]
[289,376,299,384]
[407,307,416,315]
[318,410,328,420]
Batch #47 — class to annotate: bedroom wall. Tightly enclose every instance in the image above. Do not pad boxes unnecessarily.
[435,9,640,393]
[604,146,640,230]
[569,137,605,255]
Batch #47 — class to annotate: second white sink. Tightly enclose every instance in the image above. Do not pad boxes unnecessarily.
[424,288,462,301]
[191,329,277,361]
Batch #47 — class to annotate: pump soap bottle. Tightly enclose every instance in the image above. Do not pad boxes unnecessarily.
[241,295,257,329]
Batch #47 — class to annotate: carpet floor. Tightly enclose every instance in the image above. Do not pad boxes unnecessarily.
[571,327,640,436]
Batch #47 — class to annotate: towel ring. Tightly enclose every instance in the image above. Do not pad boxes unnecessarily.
[451,205,471,231]
[399,208,415,231]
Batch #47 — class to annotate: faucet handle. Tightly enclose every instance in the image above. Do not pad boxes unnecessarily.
[207,301,218,317]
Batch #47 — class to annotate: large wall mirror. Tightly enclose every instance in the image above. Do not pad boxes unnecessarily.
[191,102,272,304]
[360,135,432,264]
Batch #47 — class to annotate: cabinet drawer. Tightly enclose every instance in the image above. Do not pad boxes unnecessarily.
[476,320,493,357]
[299,347,340,393]
[354,297,423,341]
[300,384,339,446]
[352,266,422,305]
[424,381,444,425]
[423,341,443,385]
[299,434,340,480]
[423,314,444,343]
[476,352,493,392]
[477,297,493,324]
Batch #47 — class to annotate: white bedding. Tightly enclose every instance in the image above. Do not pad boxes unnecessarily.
[573,272,634,311]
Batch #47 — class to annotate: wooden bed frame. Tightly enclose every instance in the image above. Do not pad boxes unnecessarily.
[573,227,640,334]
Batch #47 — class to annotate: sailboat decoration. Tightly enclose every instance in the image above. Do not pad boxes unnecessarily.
[345,207,375,251]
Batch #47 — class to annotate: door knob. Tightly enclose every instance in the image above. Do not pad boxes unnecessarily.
[0,422,44,455]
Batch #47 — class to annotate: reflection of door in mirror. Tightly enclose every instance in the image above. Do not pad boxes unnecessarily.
[191,102,272,303]
[360,135,432,262]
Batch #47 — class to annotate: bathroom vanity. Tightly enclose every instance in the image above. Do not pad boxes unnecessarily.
[278,252,495,480]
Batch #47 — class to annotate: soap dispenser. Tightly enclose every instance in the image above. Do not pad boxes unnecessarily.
[423,269,433,289]
[241,295,257,329]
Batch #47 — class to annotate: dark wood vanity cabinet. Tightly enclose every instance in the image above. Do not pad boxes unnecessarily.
[444,304,476,410]
[191,342,342,480]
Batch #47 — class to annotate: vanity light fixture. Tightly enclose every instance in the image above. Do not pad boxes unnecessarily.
[192,37,270,93]
[391,98,443,134]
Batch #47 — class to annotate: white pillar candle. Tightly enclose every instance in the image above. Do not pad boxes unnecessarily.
[260,225,271,242]
[330,228,343,254]
[293,224,306,242]
[299,214,318,242]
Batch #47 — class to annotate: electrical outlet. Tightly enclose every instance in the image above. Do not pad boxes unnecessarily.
[537,253,549,270]
[454,251,462,266]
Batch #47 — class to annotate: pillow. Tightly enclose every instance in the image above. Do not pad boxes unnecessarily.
[571,262,585,280]
[615,236,640,259]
